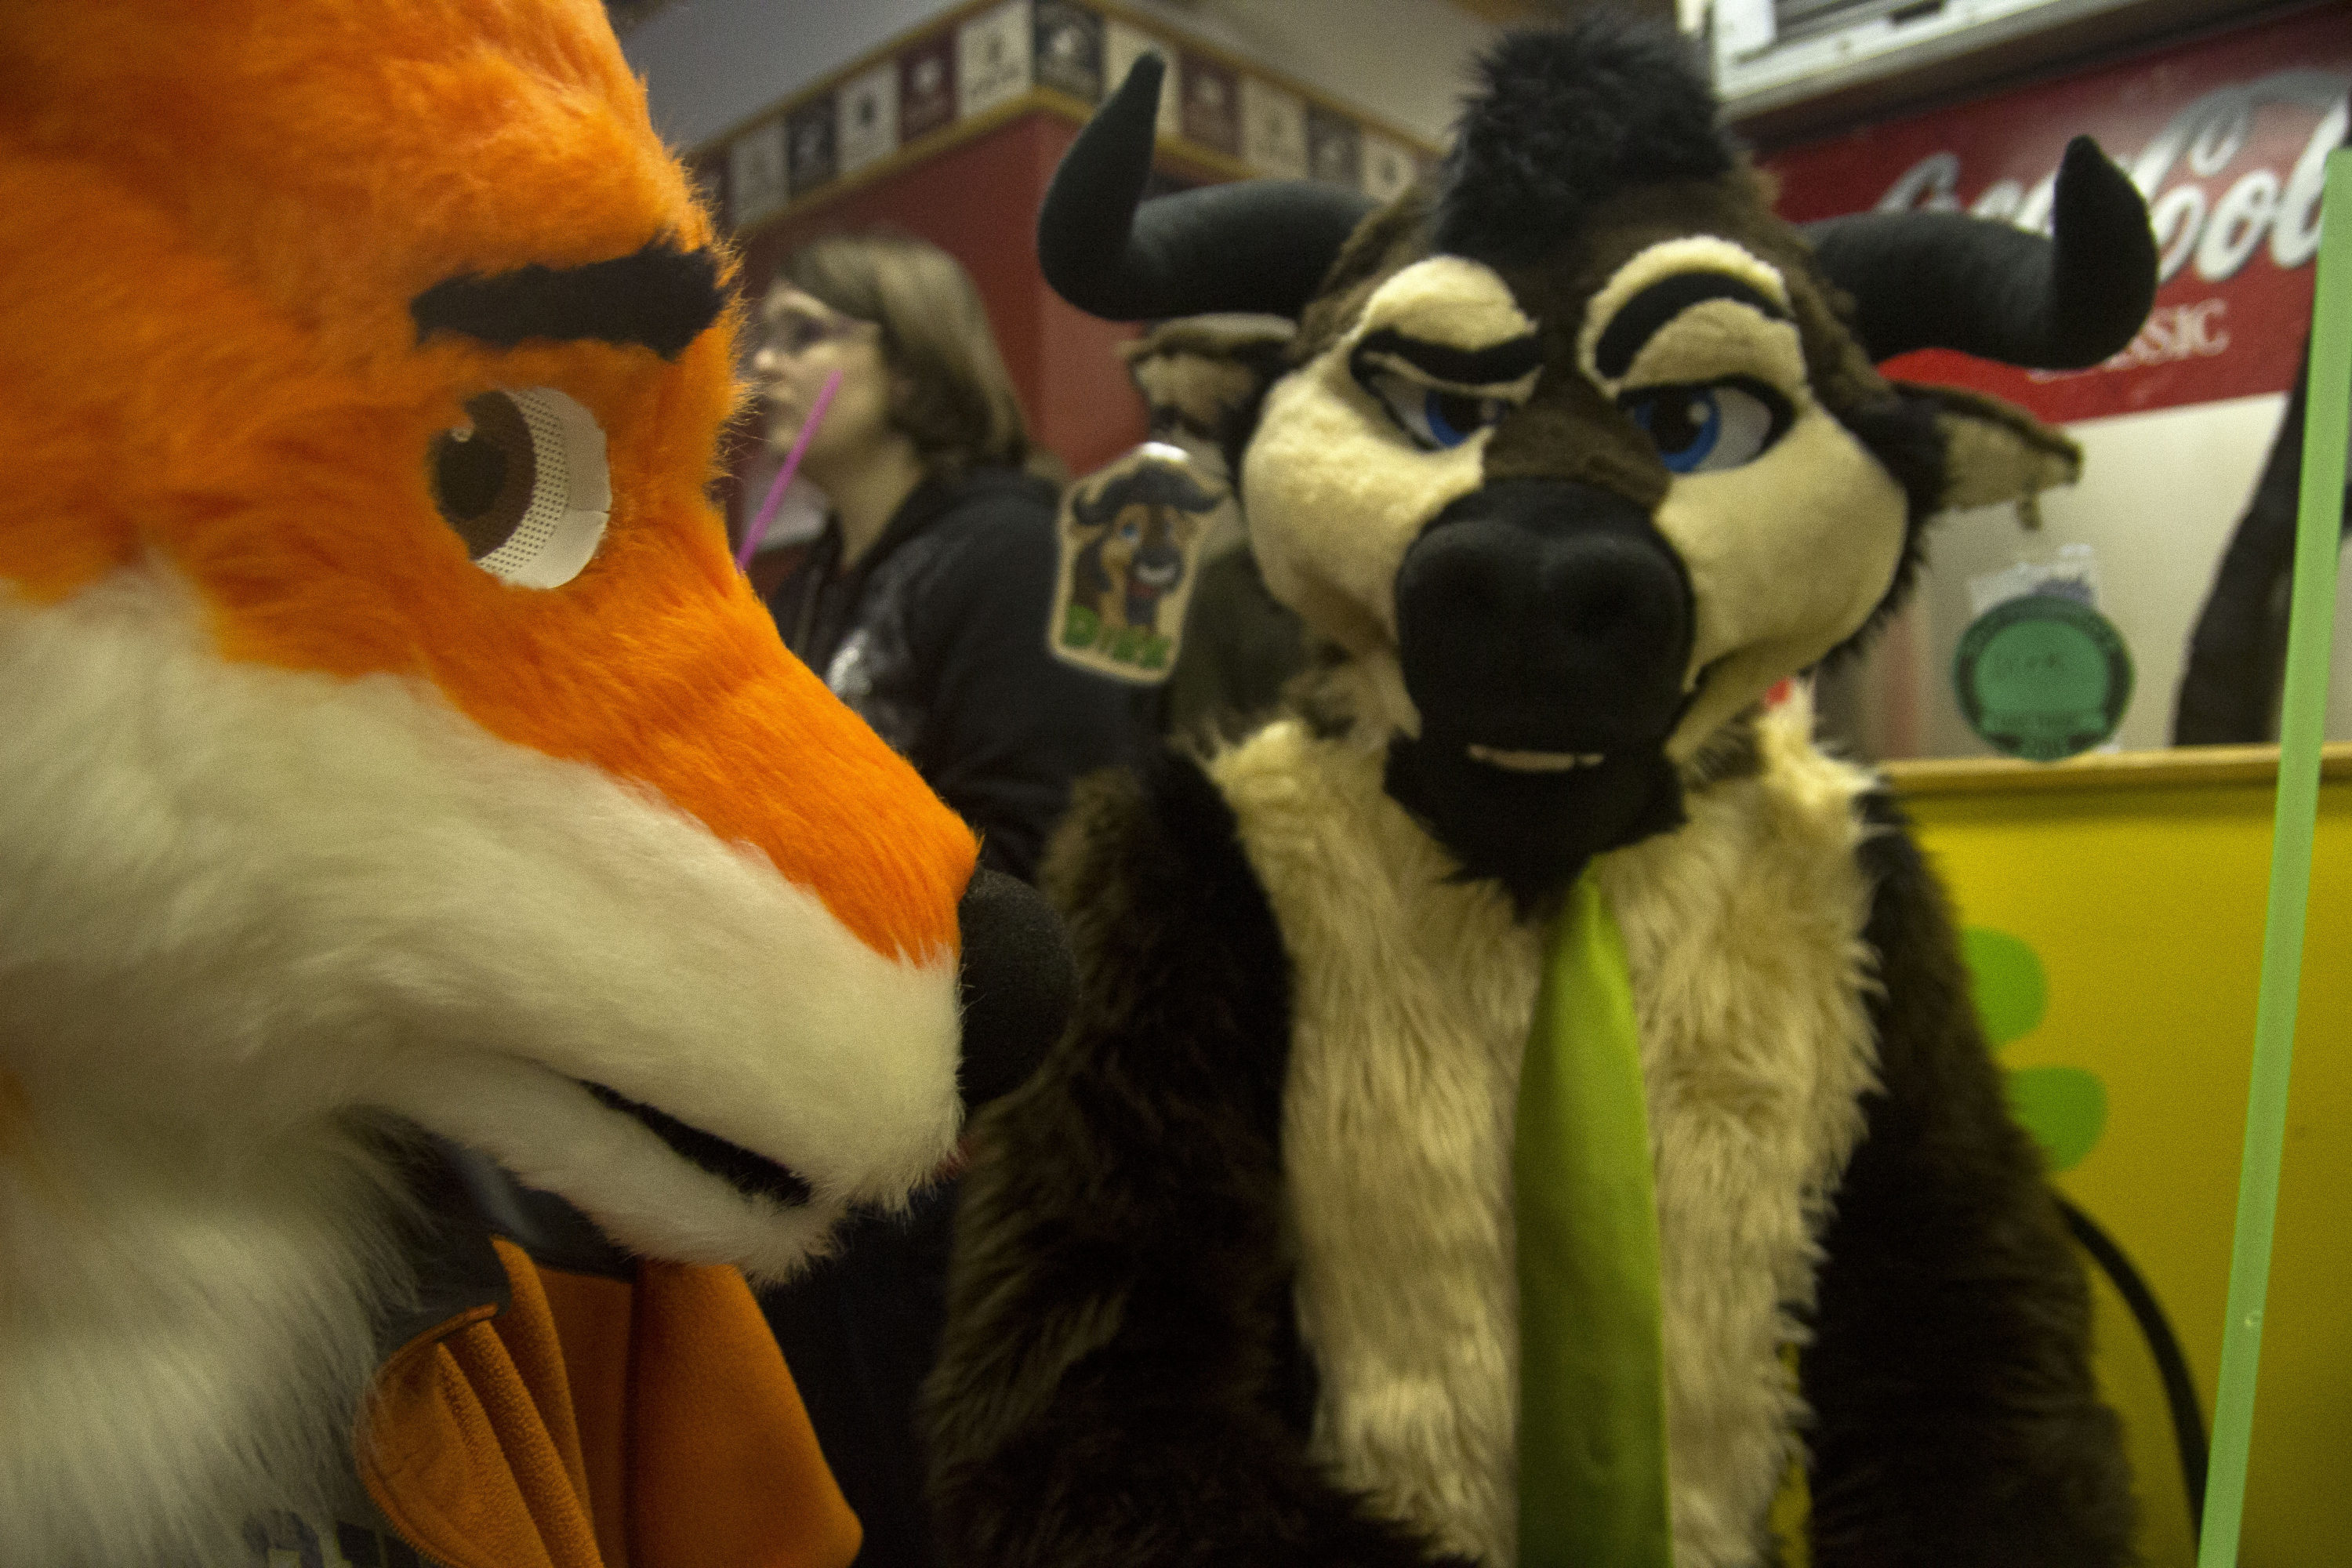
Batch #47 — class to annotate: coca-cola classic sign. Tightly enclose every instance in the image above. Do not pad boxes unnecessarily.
[1765,1,2350,423]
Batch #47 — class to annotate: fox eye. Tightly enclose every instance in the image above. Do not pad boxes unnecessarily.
[1619,378,1790,475]
[429,387,611,587]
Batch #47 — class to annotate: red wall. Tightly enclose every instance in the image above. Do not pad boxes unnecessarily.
[734,113,1147,480]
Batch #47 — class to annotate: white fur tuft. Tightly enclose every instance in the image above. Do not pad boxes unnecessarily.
[1216,697,1878,1568]
[0,567,966,1559]
[1218,720,1537,1568]
[0,1111,413,1568]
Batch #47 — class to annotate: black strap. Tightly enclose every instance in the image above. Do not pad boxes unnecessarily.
[2055,1193,2208,1539]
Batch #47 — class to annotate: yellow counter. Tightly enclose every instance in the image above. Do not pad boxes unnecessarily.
[1884,743,2352,1568]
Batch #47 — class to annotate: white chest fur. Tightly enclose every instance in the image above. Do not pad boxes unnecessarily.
[0,1107,409,1568]
[1212,710,1880,1568]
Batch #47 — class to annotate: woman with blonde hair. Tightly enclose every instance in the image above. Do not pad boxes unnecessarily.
[751,232,1132,1568]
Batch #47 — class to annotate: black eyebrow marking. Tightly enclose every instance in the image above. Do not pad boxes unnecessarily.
[1349,326,1542,390]
[1592,272,1787,380]
[411,241,724,360]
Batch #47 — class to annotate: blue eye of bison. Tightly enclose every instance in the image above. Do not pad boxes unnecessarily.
[1619,378,1790,475]
[1365,370,1508,452]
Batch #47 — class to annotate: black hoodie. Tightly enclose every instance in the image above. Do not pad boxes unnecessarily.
[767,466,1140,882]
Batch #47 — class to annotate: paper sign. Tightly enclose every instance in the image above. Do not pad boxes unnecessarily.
[959,0,1034,120]
[1954,595,2135,760]
[786,97,836,196]
[1033,0,1104,102]
[1241,77,1308,180]
[898,34,958,142]
[837,61,900,175]
[1179,53,1240,156]
[1361,130,1417,203]
[728,118,789,228]
[1308,105,1362,187]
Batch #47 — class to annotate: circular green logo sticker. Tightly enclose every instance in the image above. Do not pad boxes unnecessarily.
[1952,594,2132,762]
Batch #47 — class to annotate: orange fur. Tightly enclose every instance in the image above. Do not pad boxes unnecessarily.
[0,0,972,960]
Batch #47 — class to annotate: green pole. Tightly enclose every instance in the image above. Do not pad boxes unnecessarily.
[2195,146,2350,1568]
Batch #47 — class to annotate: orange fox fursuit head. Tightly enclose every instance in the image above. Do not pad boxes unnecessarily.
[0,4,1067,1565]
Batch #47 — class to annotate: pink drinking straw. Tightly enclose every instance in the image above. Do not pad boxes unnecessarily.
[736,367,844,572]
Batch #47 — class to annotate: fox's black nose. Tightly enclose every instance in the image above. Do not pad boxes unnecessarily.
[953,867,1074,1110]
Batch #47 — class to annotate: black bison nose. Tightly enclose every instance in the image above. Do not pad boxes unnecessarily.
[953,866,1074,1110]
[1394,479,1693,751]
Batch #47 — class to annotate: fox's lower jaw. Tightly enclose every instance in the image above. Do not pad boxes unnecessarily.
[583,1080,814,1207]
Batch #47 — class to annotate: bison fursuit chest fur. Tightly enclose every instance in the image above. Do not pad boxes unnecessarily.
[927,700,2131,1568]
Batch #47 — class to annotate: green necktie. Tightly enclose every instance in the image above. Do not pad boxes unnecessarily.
[1515,868,1672,1568]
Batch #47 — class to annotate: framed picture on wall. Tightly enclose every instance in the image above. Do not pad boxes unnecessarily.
[1033,1,1104,103]
[898,32,958,143]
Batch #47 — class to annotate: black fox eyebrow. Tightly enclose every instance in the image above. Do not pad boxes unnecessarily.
[1350,326,1543,388]
[1591,271,1788,380]
[411,241,725,361]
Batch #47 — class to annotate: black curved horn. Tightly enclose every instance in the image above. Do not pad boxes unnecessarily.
[1039,55,1377,321]
[1804,136,2157,368]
